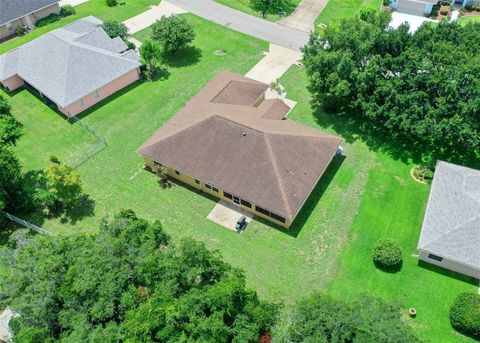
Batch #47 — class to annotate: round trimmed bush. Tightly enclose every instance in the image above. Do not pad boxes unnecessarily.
[450,293,480,339]
[372,239,402,271]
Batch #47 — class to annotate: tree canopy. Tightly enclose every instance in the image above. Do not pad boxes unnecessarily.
[273,293,419,342]
[0,210,278,342]
[303,10,480,161]
[101,20,129,40]
[0,95,22,146]
[250,0,292,19]
[151,15,195,54]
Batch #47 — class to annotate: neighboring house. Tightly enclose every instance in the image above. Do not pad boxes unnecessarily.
[0,0,60,40]
[417,161,480,279]
[0,16,141,117]
[390,0,437,16]
[138,71,343,228]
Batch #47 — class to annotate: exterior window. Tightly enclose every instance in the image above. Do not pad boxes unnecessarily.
[205,184,212,190]
[223,192,232,199]
[255,206,270,216]
[79,98,85,107]
[241,199,252,208]
[154,161,162,167]
[175,170,180,175]
[211,186,219,192]
[94,90,100,99]
[270,212,286,223]
[195,179,200,184]
[6,23,13,32]
[428,254,443,262]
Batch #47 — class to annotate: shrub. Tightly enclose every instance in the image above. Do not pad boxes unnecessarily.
[102,20,129,40]
[372,239,402,271]
[15,26,25,36]
[450,293,480,339]
[440,9,449,15]
[151,15,195,54]
[125,40,136,50]
[383,0,391,6]
[465,4,474,10]
[35,13,61,27]
[60,5,76,17]
[440,0,451,5]
[106,0,118,6]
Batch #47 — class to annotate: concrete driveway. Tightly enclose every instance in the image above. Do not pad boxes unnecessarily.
[278,0,330,32]
[207,200,253,231]
[123,1,187,34]
[168,0,310,51]
[390,11,437,33]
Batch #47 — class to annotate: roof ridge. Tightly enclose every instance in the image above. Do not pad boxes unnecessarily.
[264,134,292,217]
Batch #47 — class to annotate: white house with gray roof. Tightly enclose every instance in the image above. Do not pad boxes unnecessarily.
[0,0,60,40]
[418,161,480,279]
[0,16,141,117]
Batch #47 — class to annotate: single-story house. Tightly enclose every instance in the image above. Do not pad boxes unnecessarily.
[417,161,480,279]
[138,71,343,228]
[0,307,17,343]
[0,0,60,40]
[0,16,141,117]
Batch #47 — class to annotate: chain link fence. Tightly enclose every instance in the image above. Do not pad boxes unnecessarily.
[1,211,55,236]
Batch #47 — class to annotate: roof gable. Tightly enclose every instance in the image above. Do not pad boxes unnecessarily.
[418,161,480,267]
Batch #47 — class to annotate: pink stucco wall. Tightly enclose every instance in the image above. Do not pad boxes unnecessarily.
[1,75,25,91]
[59,68,140,117]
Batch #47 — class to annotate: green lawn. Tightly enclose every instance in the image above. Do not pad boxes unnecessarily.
[213,0,301,22]
[279,66,478,342]
[459,14,480,24]
[0,0,160,54]
[315,0,382,29]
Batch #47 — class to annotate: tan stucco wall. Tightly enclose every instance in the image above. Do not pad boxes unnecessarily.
[59,68,140,117]
[419,250,480,279]
[0,3,60,39]
[1,75,25,91]
[143,157,292,228]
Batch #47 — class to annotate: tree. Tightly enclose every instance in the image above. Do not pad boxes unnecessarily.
[34,161,83,212]
[250,0,292,18]
[0,146,24,214]
[139,39,166,81]
[151,15,195,54]
[0,95,22,146]
[273,293,419,342]
[102,20,129,40]
[302,13,480,160]
[0,210,278,342]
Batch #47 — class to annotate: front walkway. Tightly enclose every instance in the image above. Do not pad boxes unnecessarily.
[123,1,187,34]
[278,0,329,32]
[245,44,302,84]
[207,200,253,231]
[59,0,89,6]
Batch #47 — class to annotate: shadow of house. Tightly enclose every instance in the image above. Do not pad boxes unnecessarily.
[417,260,478,286]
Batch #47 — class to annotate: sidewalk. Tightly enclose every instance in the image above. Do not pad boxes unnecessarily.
[278,0,329,32]
[123,1,187,34]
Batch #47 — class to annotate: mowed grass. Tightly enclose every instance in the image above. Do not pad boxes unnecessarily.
[280,66,478,342]
[315,0,382,29]
[459,14,480,24]
[0,0,160,54]
[213,0,301,21]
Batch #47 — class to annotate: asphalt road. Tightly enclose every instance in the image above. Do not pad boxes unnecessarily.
[168,0,311,51]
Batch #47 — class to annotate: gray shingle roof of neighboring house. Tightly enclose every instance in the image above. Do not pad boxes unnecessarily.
[0,16,140,108]
[418,161,480,268]
[0,0,59,26]
[139,71,342,220]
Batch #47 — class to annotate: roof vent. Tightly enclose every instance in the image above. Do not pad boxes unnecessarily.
[242,132,246,136]
[304,170,307,175]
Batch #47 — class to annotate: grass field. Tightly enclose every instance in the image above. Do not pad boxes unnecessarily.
[459,14,480,24]
[279,66,478,342]
[0,0,160,54]
[213,0,300,21]
[315,0,382,29]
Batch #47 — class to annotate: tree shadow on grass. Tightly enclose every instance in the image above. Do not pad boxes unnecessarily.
[417,260,479,286]
[311,103,480,169]
[161,46,202,68]
[256,154,346,238]
[374,261,403,273]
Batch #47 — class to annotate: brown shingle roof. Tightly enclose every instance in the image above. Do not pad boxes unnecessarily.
[259,99,291,120]
[138,71,342,220]
[211,80,268,106]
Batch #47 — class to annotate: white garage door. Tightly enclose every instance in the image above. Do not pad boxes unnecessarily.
[397,0,426,15]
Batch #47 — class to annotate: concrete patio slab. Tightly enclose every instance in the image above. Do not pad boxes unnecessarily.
[207,200,253,231]
[124,0,187,34]
[390,11,437,33]
[245,43,302,84]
